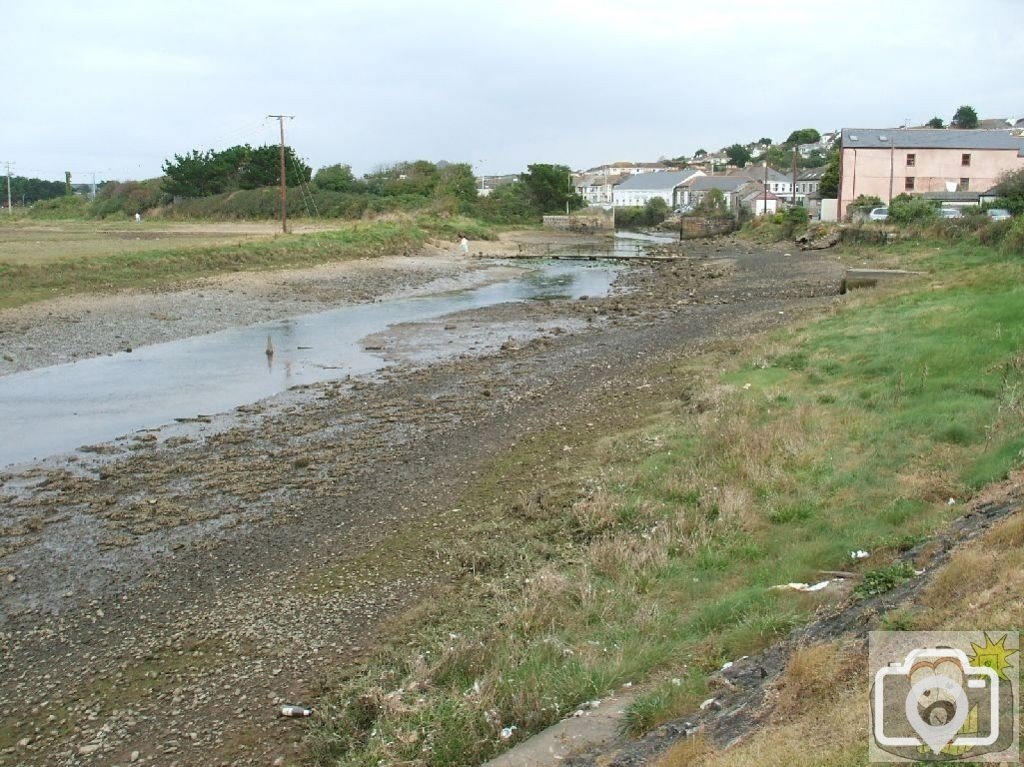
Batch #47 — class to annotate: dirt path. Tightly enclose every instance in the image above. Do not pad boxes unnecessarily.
[0,232,843,766]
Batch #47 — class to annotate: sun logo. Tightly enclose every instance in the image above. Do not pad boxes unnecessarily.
[968,633,1018,683]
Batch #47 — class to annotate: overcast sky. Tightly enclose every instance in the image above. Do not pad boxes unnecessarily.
[5,0,1023,183]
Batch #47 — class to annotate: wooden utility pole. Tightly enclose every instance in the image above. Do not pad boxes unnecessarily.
[267,114,294,233]
[792,148,798,206]
[4,162,12,214]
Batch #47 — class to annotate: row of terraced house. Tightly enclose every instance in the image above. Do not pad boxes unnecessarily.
[565,121,1024,221]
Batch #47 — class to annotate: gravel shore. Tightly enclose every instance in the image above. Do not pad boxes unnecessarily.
[0,231,844,766]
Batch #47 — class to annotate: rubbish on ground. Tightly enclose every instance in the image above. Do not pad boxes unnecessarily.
[948,497,956,505]
[500,725,517,740]
[699,697,721,711]
[772,580,832,592]
[720,661,733,671]
[850,550,870,560]
[279,705,312,718]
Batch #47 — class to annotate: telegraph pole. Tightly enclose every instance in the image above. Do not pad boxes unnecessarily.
[4,162,12,214]
[267,114,294,233]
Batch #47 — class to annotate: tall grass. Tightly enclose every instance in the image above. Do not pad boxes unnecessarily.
[305,240,1024,765]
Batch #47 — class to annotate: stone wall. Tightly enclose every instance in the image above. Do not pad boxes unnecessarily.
[678,216,736,239]
[542,212,613,233]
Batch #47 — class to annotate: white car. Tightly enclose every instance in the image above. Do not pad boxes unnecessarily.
[987,208,1012,221]
[868,207,889,221]
[939,207,963,219]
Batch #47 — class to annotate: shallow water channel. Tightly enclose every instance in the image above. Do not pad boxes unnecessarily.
[0,258,630,467]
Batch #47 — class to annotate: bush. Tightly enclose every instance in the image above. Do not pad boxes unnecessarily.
[615,197,670,230]
[90,179,169,218]
[847,194,883,219]
[888,194,937,224]
[1000,218,1024,256]
[28,195,89,219]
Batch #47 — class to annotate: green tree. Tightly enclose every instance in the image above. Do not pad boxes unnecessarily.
[758,137,772,146]
[802,149,827,168]
[476,181,539,223]
[314,163,359,192]
[697,188,729,216]
[785,128,821,146]
[436,163,478,208]
[520,164,582,213]
[238,145,311,189]
[643,197,669,225]
[161,149,227,197]
[725,143,752,168]
[888,193,938,223]
[991,168,1024,215]
[819,148,840,198]
[693,149,707,159]
[926,116,945,128]
[951,105,979,129]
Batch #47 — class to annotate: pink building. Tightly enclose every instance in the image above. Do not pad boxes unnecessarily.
[838,128,1024,219]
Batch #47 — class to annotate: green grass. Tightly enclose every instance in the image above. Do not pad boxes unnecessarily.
[0,216,497,310]
[304,238,1024,766]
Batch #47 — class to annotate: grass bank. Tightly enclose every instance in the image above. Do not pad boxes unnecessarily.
[305,238,1024,766]
[0,215,496,311]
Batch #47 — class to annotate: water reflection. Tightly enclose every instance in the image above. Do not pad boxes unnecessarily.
[0,260,621,466]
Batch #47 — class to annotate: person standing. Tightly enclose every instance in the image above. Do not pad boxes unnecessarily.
[459,234,469,256]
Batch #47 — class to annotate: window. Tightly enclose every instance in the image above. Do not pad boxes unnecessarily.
[905,177,915,191]
[906,153,916,167]
[959,178,970,191]
[962,153,971,167]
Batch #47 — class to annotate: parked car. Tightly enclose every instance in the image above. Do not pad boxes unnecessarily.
[939,207,963,219]
[986,208,1012,221]
[868,207,889,221]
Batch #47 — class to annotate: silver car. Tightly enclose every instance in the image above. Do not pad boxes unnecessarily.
[868,207,889,221]
[987,208,1012,221]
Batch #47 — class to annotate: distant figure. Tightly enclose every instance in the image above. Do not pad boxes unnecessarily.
[134,212,142,224]
[459,234,469,256]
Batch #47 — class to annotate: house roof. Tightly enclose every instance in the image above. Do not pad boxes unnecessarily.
[920,191,981,203]
[727,166,790,184]
[841,127,1024,153]
[798,168,825,181]
[687,176,752,192]
[614,169,703,191]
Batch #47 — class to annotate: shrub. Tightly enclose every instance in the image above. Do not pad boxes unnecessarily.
[1000,217,1024,256]
[888,194,937,224]
[28,195,89,219]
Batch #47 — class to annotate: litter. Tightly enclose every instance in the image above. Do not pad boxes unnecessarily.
[500,725,518,740]
[279,705,312,718]
[772,580,832,592]
[948,497,956,506]
[850,550,870,560]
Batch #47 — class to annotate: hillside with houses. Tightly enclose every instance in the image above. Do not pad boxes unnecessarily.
[502,117,1024,225]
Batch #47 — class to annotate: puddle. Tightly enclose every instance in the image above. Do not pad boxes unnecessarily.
[0,260,622,467]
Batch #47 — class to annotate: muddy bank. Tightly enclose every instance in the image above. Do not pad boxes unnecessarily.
[0,233,843,766]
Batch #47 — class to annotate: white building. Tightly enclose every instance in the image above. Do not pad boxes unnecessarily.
[611,169,705,208]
